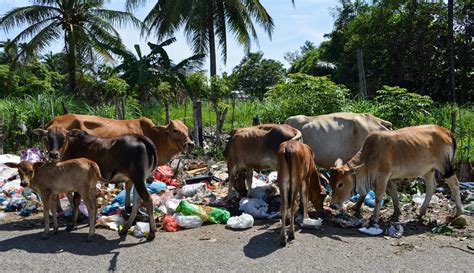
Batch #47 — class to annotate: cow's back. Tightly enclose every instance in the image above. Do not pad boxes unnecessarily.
[47,114,153,138]
[285,112,391,168]
[358,125,455,178]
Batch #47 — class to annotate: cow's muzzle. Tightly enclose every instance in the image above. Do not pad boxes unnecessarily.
[48,151,60,160]
[20,181,28,187]
[184,141,195,152]
[330,203,341,210]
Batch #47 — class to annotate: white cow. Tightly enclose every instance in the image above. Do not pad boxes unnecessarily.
[285,112,392,169]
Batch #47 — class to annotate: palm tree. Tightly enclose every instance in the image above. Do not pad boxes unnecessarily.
[0,0,144,94]
[126,0,274,78]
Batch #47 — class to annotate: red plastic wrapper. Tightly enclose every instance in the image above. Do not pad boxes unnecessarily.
[153,165,181,187]
[163,215,180,232]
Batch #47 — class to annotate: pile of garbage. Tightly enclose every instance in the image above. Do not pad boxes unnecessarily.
[1,148,472,240]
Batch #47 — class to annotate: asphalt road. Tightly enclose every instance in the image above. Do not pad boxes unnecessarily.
[0,217,472,272]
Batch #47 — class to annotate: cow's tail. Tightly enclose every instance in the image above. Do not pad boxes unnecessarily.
[91,161,110,183]
[443,131,457,179]
[291,128,302,142]
[141,135,158,173]
[284,146,294,206]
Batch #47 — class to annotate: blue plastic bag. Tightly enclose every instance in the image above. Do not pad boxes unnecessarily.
[112,181,167,206]
[350,191,384,208]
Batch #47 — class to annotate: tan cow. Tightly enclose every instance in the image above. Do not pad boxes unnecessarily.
[329,125,463,224]
[33,114,194,210]
[5,158,109,241]
[224,124,302,199]
[277,140,327,246]
[285,112,392,169]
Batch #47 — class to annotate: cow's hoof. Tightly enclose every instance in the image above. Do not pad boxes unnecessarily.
[86,235,94,242]
[41,234,49,240]
[118,228,128,237]
[280,238,287,247]
[146,233,155,241]
[65,224,75,232]
[53,229,58,235]
[288,233,295,241]
[390,213,401,222]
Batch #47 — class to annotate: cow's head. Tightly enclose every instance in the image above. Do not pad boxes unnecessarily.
[33,126,69,160]
[4,161,46,188]
[155,120,194,152]
[328,158,362,210]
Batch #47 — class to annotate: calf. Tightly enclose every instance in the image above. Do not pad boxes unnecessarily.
[5,159,107,241]
[329,125,463,224]
[224,124,302,199]
[277,140,327,246]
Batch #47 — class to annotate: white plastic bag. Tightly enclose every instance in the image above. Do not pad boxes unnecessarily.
[226,213,254,229]
[133,222,150,238]
[302,218,323,228]
[239,197,269,218]
[174,213,203,228]
[179,183,206,197]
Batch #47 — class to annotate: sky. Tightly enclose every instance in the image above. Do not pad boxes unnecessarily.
[0,0,339,74]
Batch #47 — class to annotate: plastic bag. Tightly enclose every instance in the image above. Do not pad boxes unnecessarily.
[133,222,151,237]
[163,215,180,232]
[175,213,203,228]
[176,200,230,224]
[97,214,125,231]
[179,183,206,197]
[302,218,323,228]
[239,198,269,218]
[226,213,254,229]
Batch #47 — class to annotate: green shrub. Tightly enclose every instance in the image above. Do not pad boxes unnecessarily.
[259,74,350,123]
[374,86,433,128]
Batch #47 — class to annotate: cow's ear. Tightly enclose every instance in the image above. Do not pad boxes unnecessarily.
[334,158,344,167]
[67,129,82,137]
[33,161,46,169]
[4,162,19,169]
[32,128,48,136]
[348,164,364,175]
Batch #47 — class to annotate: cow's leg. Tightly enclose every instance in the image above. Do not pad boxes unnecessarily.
[288,188,298,241]
[82,189,96,242]
[445,175,463,216]
[301,178,309,220]
[136,181,156,241]
[121,187,140,237]
[124,180,133,213]
[279,177,289,246]
[386,181,401,221]
[66,192,75,211]
[245,169,253,197]
[371,177,388,224]
[419,170,435,218]
[50,195,59,234]
[41,192,51,239]
[351,193,366,218]
[225,163,237,201]
[66,192,81,232]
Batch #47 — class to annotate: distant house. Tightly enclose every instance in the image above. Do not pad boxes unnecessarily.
[231,90,249,100]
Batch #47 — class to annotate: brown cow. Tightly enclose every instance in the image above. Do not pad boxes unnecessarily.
[33,114,193,210]
[277,140,327,246]
[35,129,159,240]
[5,158,108,241]
[329,125,463,224]
[224,124,302,199]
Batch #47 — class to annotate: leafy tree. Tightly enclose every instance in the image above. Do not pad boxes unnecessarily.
[289,48,336,76]
[320,0,473,102]
[0,0,143,94]
[126,0,274,79]
[231,51,285,100]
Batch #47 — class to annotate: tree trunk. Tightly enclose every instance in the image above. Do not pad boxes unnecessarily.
[61,100,69,114]
[121,96,126,119]
[165,100,171,124]
[66,31,77,95]
[356,48,367,99]
[448,0,456,102]
[192,97,204,147]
